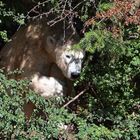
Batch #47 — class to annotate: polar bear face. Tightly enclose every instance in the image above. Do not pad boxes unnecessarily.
[60,47,84,80]
[46,33,84,80]
[54,43,84,80]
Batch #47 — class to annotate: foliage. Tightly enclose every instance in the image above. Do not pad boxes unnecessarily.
[0,0,140,139]
[76,29,140,139]
[0,0,25,48]
[0,70,115,139]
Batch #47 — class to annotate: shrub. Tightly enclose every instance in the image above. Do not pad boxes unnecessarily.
[0,0,140,139]
[75,29,140,140]
[0,70,115,139]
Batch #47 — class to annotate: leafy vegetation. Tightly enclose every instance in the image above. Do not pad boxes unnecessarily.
[0,0,140,139]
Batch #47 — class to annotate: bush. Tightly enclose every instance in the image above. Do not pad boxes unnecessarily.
[0,70,116,139]
[76,29,140,140]
[0,0,140,139]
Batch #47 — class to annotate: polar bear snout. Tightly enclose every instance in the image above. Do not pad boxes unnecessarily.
[71,71,80,79]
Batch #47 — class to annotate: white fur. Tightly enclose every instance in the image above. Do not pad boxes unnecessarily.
[61,48,84,79]
[31,74,64,98]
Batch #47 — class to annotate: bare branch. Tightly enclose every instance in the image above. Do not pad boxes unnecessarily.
[26,0,83,26]
[21,0,84,42]
[62,88,88,108]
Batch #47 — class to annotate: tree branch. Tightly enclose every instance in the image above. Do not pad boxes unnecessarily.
[62,88,87,108]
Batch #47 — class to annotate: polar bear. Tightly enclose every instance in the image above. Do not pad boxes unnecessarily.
[0,19,84,118]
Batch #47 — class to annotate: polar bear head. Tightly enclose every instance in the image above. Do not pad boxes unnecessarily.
[46,34,84,80]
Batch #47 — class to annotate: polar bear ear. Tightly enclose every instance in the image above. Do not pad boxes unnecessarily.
[46,36,56,53]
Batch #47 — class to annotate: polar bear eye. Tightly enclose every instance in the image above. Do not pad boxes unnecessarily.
[66,55,71,59]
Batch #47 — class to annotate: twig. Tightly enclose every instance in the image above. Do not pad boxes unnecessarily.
[17,1,84,32]
[90,86,104,109]
[62,88,87,108]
